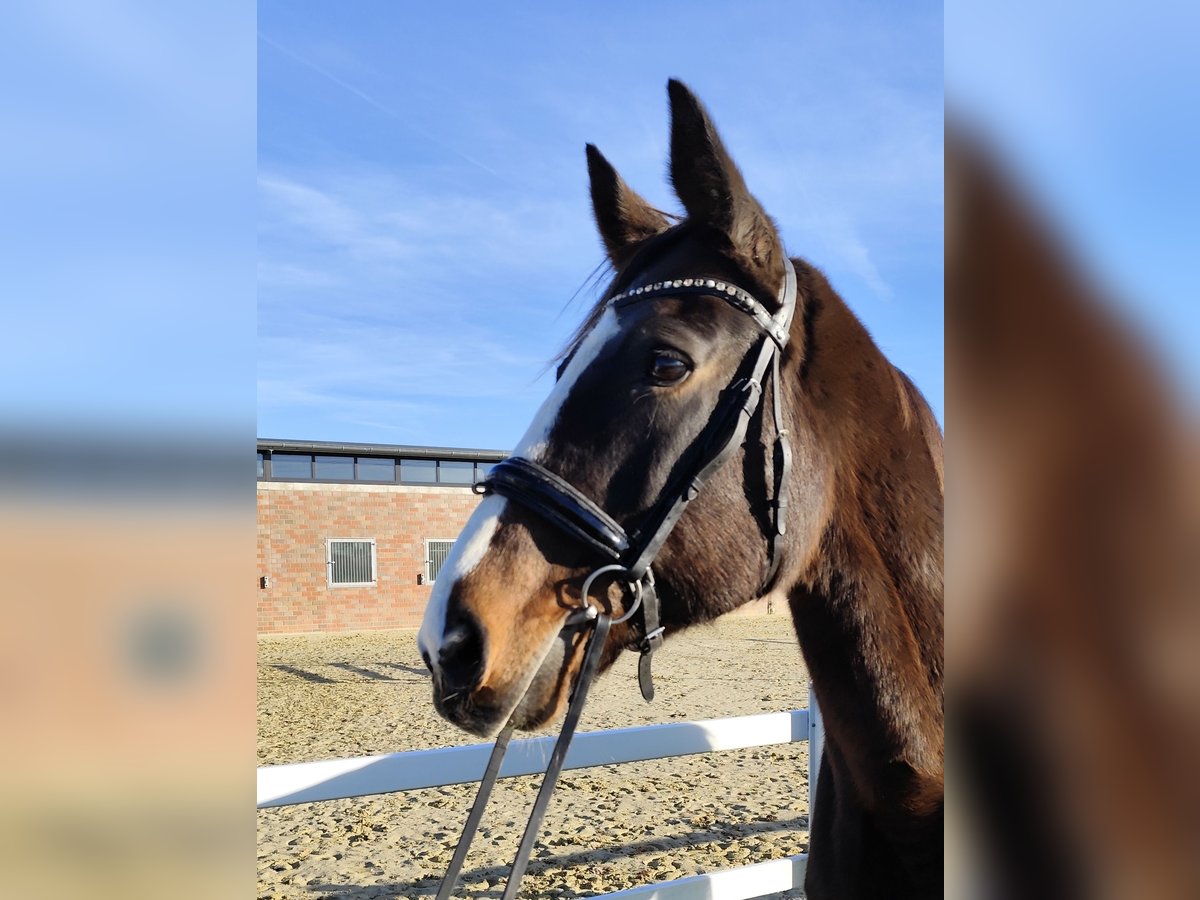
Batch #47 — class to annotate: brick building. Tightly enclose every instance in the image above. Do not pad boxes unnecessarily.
[257,438,505,633]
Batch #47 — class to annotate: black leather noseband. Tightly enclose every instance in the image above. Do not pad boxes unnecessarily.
[478,455,630,562]
[437,258,798,900]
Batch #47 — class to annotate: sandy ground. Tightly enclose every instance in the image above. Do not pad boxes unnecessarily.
[257,614,812,899]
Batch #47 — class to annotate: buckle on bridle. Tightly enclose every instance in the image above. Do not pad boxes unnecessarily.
[638,626,665,653]
[730,376,763,410]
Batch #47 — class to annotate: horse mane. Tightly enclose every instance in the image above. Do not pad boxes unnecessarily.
[895,367,944,493]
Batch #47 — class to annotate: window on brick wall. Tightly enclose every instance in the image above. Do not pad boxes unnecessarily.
[272,453,313,479]
[425,539,455,583]
[438,460,475,484]
[356,456,395,481]
[315,454,354,480]
[326,538,377,586]
[400,458,437,483]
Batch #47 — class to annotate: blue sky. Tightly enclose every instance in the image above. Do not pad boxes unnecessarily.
[258,2,944,450]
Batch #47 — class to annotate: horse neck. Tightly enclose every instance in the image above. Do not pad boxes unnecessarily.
[785,264,944,814]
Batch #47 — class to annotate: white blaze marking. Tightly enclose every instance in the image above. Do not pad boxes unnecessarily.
[417,494,504,661]
[514,307,621,461]
[418,306,622,664]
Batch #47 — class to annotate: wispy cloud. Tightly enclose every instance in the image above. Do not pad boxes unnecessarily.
[258,170,595,282]
[258,174,417,264]
[256,167,598,445]
[258,31,502,179]
[256,260,342,289]
[258,328,555,446]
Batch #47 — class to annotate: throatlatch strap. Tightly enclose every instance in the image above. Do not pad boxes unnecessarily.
[762,349,792,589]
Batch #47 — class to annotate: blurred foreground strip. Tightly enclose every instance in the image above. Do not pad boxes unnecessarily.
[947,129,1200,899]
[0,457,252,899]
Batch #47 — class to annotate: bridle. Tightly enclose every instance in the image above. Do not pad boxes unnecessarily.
[482,257,798,697]
[435,256,798,899]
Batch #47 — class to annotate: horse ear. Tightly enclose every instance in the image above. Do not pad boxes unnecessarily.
[667,79,785,291]
[587,143,670,266]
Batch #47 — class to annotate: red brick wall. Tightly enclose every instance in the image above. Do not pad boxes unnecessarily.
[256,481,481,633]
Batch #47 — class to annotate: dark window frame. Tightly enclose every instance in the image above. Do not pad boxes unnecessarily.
[399,457,439,484]
[268,452,315,480]
[314,454,356,481]
[257,449,500,486]
[354,456,396,482]
[436,459,476,485]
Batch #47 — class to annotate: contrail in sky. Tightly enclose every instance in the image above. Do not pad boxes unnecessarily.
[258,32,503,180]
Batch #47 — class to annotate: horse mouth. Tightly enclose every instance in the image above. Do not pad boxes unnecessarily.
[432,687,508,737]
[432,686,562,737]
[431,635,579,737]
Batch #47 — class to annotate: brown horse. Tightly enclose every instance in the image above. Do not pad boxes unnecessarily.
[419,80,943,898]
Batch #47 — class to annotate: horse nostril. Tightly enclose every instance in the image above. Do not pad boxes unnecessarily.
[439,615,485,690]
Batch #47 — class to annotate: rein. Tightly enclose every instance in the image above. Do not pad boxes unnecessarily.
[436,258,798,899]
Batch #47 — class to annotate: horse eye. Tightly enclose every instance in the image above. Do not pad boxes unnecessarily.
[649,351,691,385]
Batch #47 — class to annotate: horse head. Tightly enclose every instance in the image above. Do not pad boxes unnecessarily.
[418,81,830,737]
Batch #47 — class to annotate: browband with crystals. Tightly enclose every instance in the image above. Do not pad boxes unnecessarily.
[610,275,790,348]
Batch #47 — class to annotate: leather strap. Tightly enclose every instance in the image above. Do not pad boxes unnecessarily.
[482,457,630,561]
[500,613,611,899]
[434,614,611,900]
[434,724,514,900]
[625,335,778,581]
[636,576,663,701]
[761,349,792,590]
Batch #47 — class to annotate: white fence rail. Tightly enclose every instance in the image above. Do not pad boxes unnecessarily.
[259,709,811,808]
[258,690,823,899]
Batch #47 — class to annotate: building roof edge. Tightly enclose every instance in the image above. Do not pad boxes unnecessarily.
[257,438,509,461]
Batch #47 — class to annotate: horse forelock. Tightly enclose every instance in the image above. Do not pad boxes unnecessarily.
[555,220,785,376]
[554,224,692,374]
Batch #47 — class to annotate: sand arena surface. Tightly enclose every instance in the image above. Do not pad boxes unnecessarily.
[257,614,811,898]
